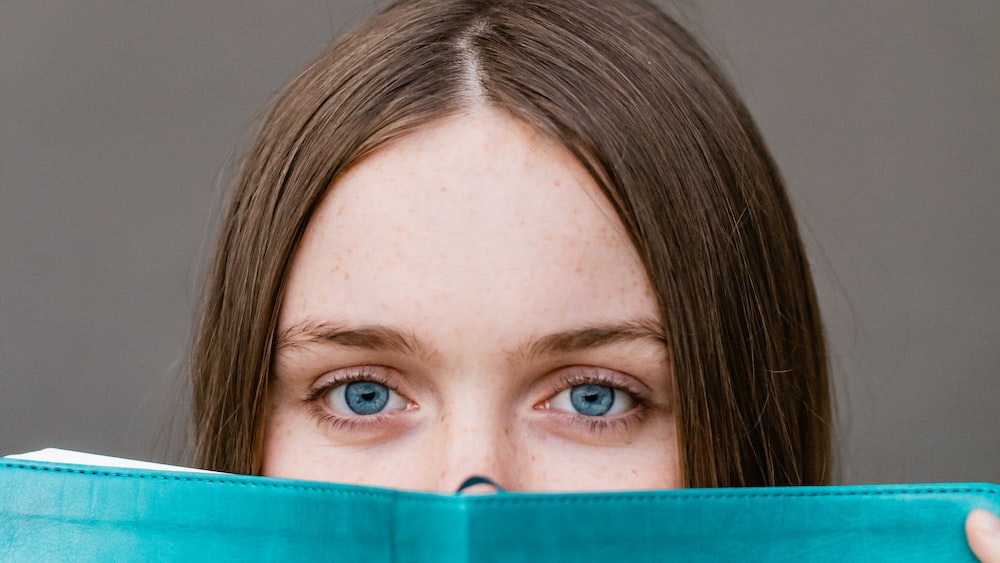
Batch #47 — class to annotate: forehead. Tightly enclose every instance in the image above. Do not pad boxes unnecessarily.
[279,109,657,342]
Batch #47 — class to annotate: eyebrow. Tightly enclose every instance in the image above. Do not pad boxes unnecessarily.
[275,322,439,362]
[509,318,668,365]
[275,318,667,365]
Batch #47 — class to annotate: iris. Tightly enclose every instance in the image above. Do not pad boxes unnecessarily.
[569,384,615,416]
[344,381,390,415]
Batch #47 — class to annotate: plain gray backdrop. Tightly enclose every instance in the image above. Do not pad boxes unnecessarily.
[2,1,997,483]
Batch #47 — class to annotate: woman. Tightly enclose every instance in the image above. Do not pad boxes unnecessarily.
[189,0,999,557]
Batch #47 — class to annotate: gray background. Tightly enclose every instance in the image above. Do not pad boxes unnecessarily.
[2,1,997,484]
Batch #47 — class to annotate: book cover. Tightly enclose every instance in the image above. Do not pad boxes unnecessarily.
[1,452,996,561]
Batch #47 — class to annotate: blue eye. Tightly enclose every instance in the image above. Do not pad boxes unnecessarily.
[345,381,389,414]
[570,384,614,416]
[324,380,407,416]
[549,383,634,417]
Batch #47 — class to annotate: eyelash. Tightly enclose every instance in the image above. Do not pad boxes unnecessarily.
[544,369,648,435]
[303,366,648,436]
[303,367,410,432]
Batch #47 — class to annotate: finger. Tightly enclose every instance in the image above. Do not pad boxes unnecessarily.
[967,509,1000,563]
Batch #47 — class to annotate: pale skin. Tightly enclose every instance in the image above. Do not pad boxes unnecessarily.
[259,108,1000,559]
[262,109,679,492]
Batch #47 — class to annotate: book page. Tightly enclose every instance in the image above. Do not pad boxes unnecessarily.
[4,448,218,474]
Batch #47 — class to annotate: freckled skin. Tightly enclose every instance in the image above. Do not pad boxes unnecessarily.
[261,109,679,492]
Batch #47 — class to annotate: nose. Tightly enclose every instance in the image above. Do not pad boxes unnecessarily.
[430,409,517,493]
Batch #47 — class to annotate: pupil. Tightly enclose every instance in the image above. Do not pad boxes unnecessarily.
[570,384,614,416]
[345,381,390,415]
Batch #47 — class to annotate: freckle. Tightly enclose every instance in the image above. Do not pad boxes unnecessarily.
[574,267,583,274]
[344,272,350,281]
[440,185,448,192]
[631,468,638,476]
[530,455,537,462]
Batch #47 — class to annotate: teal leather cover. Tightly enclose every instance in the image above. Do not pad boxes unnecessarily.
[0,457,996,561]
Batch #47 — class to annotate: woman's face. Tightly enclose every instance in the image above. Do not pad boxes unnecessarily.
[261,109,679,492]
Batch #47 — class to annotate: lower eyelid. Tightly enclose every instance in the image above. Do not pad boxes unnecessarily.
[310,408,388,434]
[541,406,646,437]
[581,412,643,434]
[307,399,413,435]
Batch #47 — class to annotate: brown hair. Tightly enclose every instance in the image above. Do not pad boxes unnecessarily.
[192,0,831,487]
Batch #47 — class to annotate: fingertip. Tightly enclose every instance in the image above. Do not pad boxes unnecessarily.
[969,509,1000,535]
[967,509,1000,563]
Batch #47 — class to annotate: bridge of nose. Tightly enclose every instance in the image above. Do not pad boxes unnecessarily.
[429,405,523,492]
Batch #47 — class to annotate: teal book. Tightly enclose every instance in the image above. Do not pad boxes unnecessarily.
[1,451,997,561]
